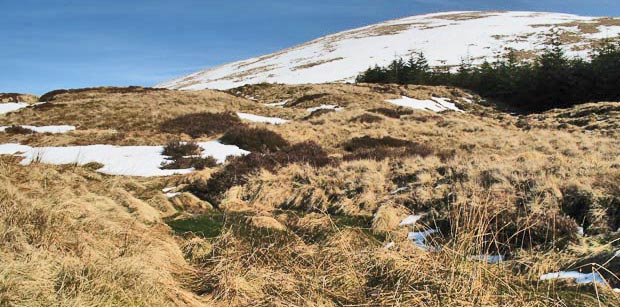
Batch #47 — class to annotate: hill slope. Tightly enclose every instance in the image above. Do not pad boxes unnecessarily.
[157,11,620,90]
[1,84,620,305]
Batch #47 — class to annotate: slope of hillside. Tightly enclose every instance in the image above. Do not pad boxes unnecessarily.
[1,84,620,306]
[158,11,620,90]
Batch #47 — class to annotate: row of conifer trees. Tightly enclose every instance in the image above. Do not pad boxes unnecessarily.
[356,34,620,111]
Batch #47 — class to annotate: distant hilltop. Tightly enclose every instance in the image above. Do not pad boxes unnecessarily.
[157,11,620,90]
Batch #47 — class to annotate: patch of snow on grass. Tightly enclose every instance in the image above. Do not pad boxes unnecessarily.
[399,214,423,226]
[165,192,181,198]
[577,226,584,236]
[307,105,343,112]
[469,254,504,264]
[390,186,410,194]
[539,271,607,286]
[0,103,29,115]
[264,100,288,107]
[236,112,289,124]
[0,125,76,134]
[408,229,438,251]
[385,96,463,112]
[0,141,248,177]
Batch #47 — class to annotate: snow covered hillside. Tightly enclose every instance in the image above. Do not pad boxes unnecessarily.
[157,11,620,91]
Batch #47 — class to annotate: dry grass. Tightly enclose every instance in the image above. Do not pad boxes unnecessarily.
[526,102,620,136]
[0,87,300,146]
[0,93,38,103]
[0,158,202,306]
[1,83,620,306]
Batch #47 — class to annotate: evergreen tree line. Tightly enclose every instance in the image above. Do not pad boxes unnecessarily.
[356,36,620,112]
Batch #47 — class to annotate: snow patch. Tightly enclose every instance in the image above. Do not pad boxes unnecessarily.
[0,125,76,134]
[540,271,607,286]
[469,254,504,264]
[236,112,289,124]
[264,100,288,107]
[399,214,423,226]
[577,226,584,236]
[0,141,248,177]
[0,103,29,115]
[408,229,438,251]
[390,186,410,194]
[385,96,463,112]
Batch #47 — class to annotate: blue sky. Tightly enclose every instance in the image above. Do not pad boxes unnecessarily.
[1,0,619,94]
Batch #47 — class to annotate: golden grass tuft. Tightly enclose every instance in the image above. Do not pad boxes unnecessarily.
[0,159,202,306]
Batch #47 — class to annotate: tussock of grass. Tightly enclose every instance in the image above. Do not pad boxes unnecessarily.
[194,141,331,205]
[4,125,35,135]
[162,140,203,157]
[160,140,217,170]
[160,112,243,138]
[220,127,289,152]
[349,113,384,123]
[369,107,413,118]
[304,108,336,120]
[0,159,201,306]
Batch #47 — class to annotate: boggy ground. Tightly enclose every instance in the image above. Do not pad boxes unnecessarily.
[0,83,619,306]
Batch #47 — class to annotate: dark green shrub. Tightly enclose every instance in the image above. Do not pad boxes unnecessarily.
[195,153,279,204]
[162,140,203,158]
[369,107,413,119]
[39,86,167,102]
[290,94,328,106]
[220,127,289,152]
[342,136,433,161]
[32,102,66,110]
[349,113,383,123]
[4,125,35,134]
[304,108,335,120]
[343,136,413,152]
[343,144,433,161]
[161,156,218,170]
[194,141,331,205]
[273,141,331,168]
[160,112,243,138]
[519,213,578,250]
[161,140,217,170]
